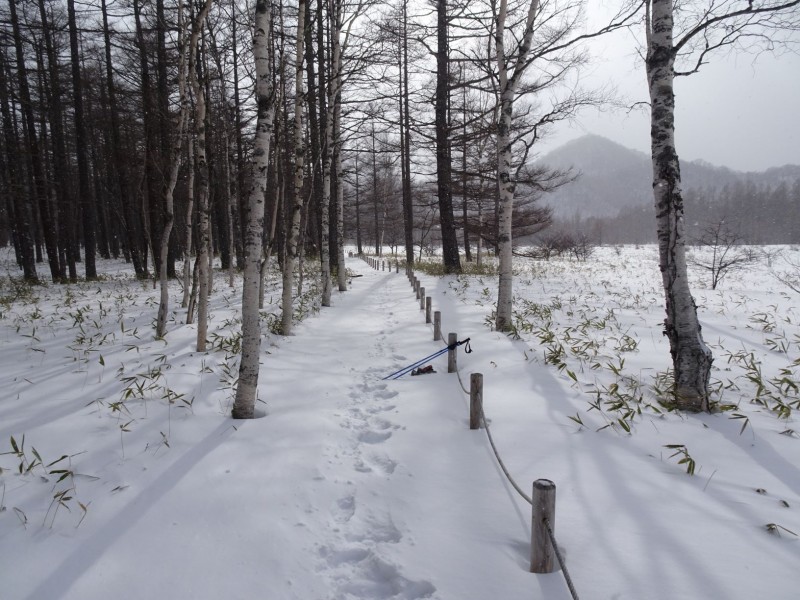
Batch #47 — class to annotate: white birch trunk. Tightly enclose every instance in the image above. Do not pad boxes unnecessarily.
[646,0,712,411]
[181,136,195,309]
[335,116,347,291]
[281,0,307,335]
[225,132,235,288]
[156,1,188,339]
[320,112,333,306]
[494,0,538,332]
[320,0,345,304]
[232,0,276,419]
[191,23,213,352]
[155,0,212,338]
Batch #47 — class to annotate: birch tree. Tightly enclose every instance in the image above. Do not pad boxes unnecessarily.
[494,0,539,331]
[155,0,213,340]
[644,0,799,411]
[281,0,308,335]
[232,0,277,419]
[321,0,361,303]
[193,52,212,352]
[492,0,641,331]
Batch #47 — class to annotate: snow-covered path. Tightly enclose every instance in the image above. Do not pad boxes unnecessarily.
[4,251,799,600]
[11,259,542,600]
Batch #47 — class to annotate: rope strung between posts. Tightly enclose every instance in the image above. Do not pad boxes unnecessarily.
[480,404,533,505]
[452,343,582,600]
[447,353,533,504]
[382,338,472,380]
[544,518,580,600]
[410,271,580,600]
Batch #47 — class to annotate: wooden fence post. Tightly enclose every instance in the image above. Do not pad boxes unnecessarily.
[470,373,483,430]
[415,280,421,300]
[447,332,457,373]
[419,287,425,309]
[433,311,441,341]
[425,297,432,323]
[530,479,557,573]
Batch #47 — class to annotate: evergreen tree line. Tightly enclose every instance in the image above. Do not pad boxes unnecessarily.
[572,177,800,246]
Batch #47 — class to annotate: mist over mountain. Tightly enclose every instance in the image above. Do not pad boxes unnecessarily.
[538,135,800,220]
[537,135,800,244]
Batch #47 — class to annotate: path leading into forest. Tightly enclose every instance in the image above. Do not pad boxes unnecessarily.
[20,257,553,600]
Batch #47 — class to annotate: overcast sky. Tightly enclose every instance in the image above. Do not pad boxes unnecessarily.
[538,11,800,172]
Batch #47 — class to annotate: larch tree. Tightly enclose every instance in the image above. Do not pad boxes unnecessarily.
[644,0,799,411]
[232,0,277,420]
[435,0,462,273]
[67,0,97,280]
[9,0,60,282]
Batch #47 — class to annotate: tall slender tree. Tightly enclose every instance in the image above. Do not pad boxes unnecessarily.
[643,0,800,411]
[9,0,61,282]
[281,0,308,335]
[67,0,97,279]
[232,0,277,419]
[435,0,461,273]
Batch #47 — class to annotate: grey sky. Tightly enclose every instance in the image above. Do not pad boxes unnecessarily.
[539,12,800,172]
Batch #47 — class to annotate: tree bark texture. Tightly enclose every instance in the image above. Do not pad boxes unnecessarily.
[646,0,712,411]
[233,0,276,419]
[435,0,461,274]
[494,0,538,332]
[281,0,307,335]
[68,0,97,280]
[0,44,36,280]
[10,0,61,282]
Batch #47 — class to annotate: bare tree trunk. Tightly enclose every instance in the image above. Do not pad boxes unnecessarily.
[495,0,538,331]
[400,0,414,266]
[233,0,276,419]
[320,0,345,305]
[461,80,471,262]
[67,0,97,280]
[9,0,60,282]
[101,0,145,278]
[260,169,281,309]
[354,152,363,255]
[646,0,712,411]
[182,136,195,309]
[156,0,212,339]
[281,0,307,335]
[193,40,212,352]
[231,0,246,270]
[435,0,460,274]
[334,97,346,292]
[0,44,36,281]
[225,132,235,288]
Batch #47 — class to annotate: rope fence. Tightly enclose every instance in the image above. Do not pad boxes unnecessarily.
[400,266,581,600]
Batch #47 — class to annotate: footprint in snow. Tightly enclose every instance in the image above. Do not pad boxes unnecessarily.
[358,429,392,444]
[338,553,436,600]
[367,404,397,414]
[367,452,397,475]
[353,452,397,476]
[334,495,356,524]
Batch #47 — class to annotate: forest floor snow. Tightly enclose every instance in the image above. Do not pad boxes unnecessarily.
[1,248,799,599]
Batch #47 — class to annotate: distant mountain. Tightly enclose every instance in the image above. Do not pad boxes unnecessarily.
[538,135,800,219]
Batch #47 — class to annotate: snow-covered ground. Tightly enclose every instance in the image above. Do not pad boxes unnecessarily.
[1,245,798,600]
